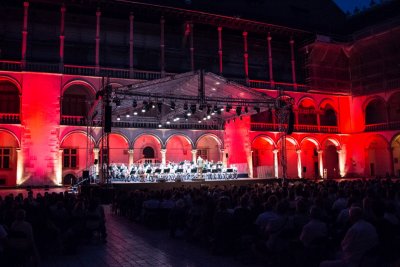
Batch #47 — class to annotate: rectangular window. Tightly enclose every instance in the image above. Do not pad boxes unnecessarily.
[0,148,11,169]
[197,149,208,160]
[63,148,78,169]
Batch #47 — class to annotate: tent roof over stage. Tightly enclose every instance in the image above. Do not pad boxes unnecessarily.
[93,71,276,129]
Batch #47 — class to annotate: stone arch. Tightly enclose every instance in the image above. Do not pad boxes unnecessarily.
[132,134,163,164]
[60,131,97,183]
[195,133,223,148]
[62,79,97,96]
[165,134,194,163]
[300,137,321,179]
[318,98,338,111]
[195,133,223,163]
[98,133,130,166]
[298,97,317,125]
[251,135,276,178]
[322,138,341,178]
[0,76,22,93]
[364,96,387,125]
[60,130,96,146]
[61,80,96,117]
[391,134,400,177]
[277,136,300,178]
[365,134,391,177]
[0,78,21,115]
[319,99,338,126]
[0,129,21,186]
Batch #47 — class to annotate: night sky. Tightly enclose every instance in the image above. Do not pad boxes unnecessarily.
[333,0,379,13]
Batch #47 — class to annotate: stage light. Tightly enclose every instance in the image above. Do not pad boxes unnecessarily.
[166,120,171,124]
[141,107,146,113]
[133,111,138,115]
[150,102,155,109]
[184,102,188,110]
[158,123,162,128]
[126,114,130,118]
[226,104,232,112]
[236,106,242,116]
[198,120,202,123]
[203,116,206,120]
[187,112,192,116]
[115,98,121,107]
[117,115,121,121]
[170,101,175,110]
[220,107,224,111]
[132,99,137,107]
[207,115,211,119]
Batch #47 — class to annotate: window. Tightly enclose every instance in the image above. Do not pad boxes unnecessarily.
[197,149,208,160]
[63,148,78,169]
[0,148,11,169]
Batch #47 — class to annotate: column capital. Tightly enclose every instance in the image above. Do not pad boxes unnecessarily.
[290,38,294,45]
[61,4,66,12]
[96,8,101,16]
[317,150,323,154]
[218,26,222,31]
[161,149,167,153]
[242,31,248,37]
[336,149,342,154]
[24,1,29,7]
[93,147,100,153]
[267,32,272,41]
[59,148,64,152]
[219,148,225,153]
[128,149,134,154]
[191,149,198,153]
[273,149,279,154]
[296,149,301,154]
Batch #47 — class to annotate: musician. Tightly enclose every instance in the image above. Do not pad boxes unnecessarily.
[197,156,203,178]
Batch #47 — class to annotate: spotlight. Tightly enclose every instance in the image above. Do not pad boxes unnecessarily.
[150,101,155,109]
[132,99,137,107]
[183,103,188,110]
[117,115,121,121]
[158,123,162,128]
[226,104,232,112]
[126,114,130,118]
[141,107,146,113]
[198,120,202,123]
[187,112,192,116]
[166,120,171,124]
[133,111,138,115]
[170,101,175,110]
[114,98,121,107]
[207,115,211,119]
[236,106,242,116]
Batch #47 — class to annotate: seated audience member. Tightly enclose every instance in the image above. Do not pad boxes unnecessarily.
[300,206,327,248]
[320,206,379,267]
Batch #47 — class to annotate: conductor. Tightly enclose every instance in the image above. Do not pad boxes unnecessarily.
[197,156,203,179]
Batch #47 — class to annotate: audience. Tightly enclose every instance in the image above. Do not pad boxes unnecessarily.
[113,178,400,266]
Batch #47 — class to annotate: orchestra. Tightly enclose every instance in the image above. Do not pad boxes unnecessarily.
[103,159,238,183]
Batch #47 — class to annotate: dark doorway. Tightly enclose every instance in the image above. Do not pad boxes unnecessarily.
[143,146,155,158]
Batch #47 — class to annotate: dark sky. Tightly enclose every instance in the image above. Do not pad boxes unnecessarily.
[333,0,374,13]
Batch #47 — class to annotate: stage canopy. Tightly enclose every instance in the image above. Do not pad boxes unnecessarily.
[92,71,276,129]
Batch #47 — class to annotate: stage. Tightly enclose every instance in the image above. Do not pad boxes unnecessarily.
[108,177,282,191]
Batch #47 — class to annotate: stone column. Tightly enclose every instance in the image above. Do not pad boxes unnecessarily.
[160,16,165,76]
[267,32,274,87]
[221,149,227,167]
[95,8,101,75]
[290,37,297,90]
[16,148,24,185]
[296,149,302,178]
[128,149,134,167]
[58,149,64,185]
[191,149,197,163]
[337,149,345,177]
[161,149,167,166]
[129,13,134,78]
[317,111,321,131]
[273,149,279,178]
[318,150,324,178]
[59,4,66,72]
[243,31,249,83]
[21,2,29,70]
[218,26,223,75]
